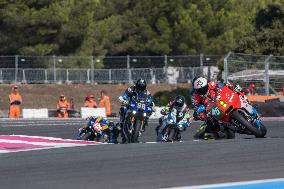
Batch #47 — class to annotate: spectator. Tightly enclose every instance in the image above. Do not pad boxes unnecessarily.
[98,90,111,116]
[56,94,70,118]
[84,95,97,108]
[248,83,256,95]
[8,85,22,118]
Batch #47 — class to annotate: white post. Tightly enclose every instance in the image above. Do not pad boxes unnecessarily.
[127,55,132,83]
[22,69,26,83]
[108,69,112,83]
[87,69,90,84]
[90,56,94,84]
[44,69,48,83]
[200,53,204,76]
[53,55,56,82]
[66,69,69,83]
[223,51,232,83]
[150,68,156,84]
[265,54,273,96]
[164,55,168,83]
[15,55,18,82]
[0,69,3,83]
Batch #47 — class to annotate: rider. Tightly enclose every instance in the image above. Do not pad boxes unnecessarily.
[191,77,242,139]
[156,95,192,141]
[82,116,119,143]
[118,79,154,132]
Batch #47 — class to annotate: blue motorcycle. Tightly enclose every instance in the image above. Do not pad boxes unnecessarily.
[77,117,117,143]
[157,110,190,142]
[122,93,153,143]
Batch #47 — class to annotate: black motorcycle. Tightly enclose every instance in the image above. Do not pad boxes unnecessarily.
[122,94,152,143]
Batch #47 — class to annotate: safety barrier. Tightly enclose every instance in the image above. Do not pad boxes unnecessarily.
[80,107,106,118]
[247,95,280,102]
[22,109,49,118]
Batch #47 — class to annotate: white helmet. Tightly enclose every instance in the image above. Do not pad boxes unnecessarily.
[193,77,208,95]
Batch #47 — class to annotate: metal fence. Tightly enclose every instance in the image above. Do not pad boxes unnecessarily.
[0,55,222,84]
[224,52,284,95]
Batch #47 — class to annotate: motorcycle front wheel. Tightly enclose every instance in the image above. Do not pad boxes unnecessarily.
[132,119,142,143]
[80,132,92,141]
[232,111,265,138]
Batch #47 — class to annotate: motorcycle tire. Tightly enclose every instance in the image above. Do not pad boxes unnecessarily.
[223,127,235,139]
[194,125,206,139]
[168,128,176,142]
[257,123,267,138]
[232,111,263,137]
[81,132,92,141]
[132,119,142,143]
[122,119,131,143]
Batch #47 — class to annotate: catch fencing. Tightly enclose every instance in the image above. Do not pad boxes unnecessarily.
[0,55,222,84]
[224,52,284,95]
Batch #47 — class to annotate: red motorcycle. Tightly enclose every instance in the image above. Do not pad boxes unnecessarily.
[206,85,267,138]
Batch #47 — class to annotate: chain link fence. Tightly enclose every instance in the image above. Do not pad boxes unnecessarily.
[0,55,222,84]
[224,52,284,95]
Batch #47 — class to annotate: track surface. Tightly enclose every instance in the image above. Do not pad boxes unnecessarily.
[0,119,284,189]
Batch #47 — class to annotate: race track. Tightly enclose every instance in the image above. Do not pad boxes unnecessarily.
[0,119,284,189]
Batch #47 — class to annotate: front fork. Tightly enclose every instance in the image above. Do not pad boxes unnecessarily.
[248,105,261,128]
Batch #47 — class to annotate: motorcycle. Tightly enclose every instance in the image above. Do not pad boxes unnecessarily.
[157,110,188,142]
[122,93,153,143]
[77,117,113,142]
[204,85,267,138]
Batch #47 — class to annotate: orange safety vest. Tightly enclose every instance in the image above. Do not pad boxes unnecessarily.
[8,92,22,118]
[56,100,69,118]
[85,100,97,108]
[9,93,22,106]
[98,95,111,116]
[57,100,69,110]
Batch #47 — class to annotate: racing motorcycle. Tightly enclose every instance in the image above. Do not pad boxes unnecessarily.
[122,93,153,143]
[157,110,188,142]
[77,117,114,142]
[204,85,267,138]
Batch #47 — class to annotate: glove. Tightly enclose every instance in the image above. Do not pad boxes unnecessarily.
[122,100,129,105]
[234,85,242,92]
[160,108,168,115]
[196,105,206,113]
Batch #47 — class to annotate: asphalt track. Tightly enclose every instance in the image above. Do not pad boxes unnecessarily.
[0,119,284,189]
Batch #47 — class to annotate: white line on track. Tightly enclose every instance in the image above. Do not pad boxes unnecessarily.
[163,178,284,189]
[0,135,108,154]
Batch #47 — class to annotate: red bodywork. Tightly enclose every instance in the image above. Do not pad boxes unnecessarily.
[207,86,245,123]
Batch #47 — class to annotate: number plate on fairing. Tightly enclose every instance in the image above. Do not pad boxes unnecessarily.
[239,95,253,113]
[211,106,223,118]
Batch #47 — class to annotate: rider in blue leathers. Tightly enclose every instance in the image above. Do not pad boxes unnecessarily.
[79,116,119,143]
[118,79,154,132]
[156,95,192,141]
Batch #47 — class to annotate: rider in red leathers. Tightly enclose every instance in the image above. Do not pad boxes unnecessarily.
[191,77,242,139]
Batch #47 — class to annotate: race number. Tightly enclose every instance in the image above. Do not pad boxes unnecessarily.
[211,106,222,117]
[137,103,146,110]
[93,123,102,132]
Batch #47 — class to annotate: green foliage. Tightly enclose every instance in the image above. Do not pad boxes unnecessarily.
[153,87,192,108]
[236,3,284,55]
[0,0,283,58]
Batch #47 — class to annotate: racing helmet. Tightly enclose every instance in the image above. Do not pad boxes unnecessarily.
[174,95,185,108]
[135,79,147,92]
[193,77,208,95]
